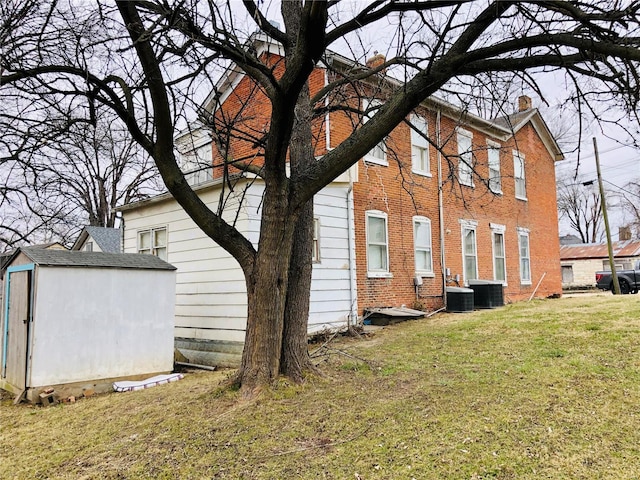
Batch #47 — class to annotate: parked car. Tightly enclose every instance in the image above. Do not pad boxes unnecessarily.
[595,262,640,294]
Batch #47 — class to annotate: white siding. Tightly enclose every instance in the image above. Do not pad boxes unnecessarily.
[122,180,355,344]
[123,185,253,343]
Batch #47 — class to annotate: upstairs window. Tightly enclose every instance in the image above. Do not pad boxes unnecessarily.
[413,216,433,275]
[488,141,502,193]
[138,227,167,261]
[362,99,387,165]
[514,150,527,200]
[457,128,474,186]
[410,114,430,176]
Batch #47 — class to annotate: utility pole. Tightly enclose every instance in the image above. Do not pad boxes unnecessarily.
[594,136,620,295]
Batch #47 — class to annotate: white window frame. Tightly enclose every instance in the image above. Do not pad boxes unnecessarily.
[366,210,391,277]
[362,98,387,166]
[413,216,434,276]
[514,150,527,200]
[460,219,478,284]
[138,226,168,261]
[517,227,531,285]
[457,128,474,187]
[180,142,213,186]
[85,241,93,252]
[487,140,502,194]
[490,223,507,284]
[312,218,320,263]
[410,114,430,176]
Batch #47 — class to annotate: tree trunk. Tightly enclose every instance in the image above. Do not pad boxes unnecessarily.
[281,200,315,381]
[235,183,297,397]
[279,0,317,382]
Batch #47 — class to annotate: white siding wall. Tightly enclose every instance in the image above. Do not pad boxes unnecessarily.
[123,186,252,343]
[122,180,355,344]
[29,267,175,387]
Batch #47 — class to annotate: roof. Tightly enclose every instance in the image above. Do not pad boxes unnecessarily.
[560,240,640,261]
[6,247,176,271]
[72,226,122,253]
[493,108,564,161]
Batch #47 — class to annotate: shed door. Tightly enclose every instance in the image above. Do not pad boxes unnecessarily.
[4,270,31,388]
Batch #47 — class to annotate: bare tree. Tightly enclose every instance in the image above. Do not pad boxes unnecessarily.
[3,1,640,396]
[557,175,604,243]
[616,179,640,238]
[0,107,162,251]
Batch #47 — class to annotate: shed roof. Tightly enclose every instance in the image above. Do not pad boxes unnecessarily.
[9,247,176,271]
[560,240,640,261]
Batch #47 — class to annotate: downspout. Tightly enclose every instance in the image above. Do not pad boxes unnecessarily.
[436,108,447,309]
[346,175,358,327]
[325,64,357,327]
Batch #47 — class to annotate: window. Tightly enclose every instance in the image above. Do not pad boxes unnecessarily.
[413,216,433,275]
[561,265,574,283]
[366,210,390,277]
[410,114,430,175]
[488,141,501,193]
[138,227,167,261]
[514,150,526,199]
[85,241,93,252]
[362,98,387,165]
[518,227,531,284]
[461,220,478,282]
[181,143,213,186]
[457,128,473,186]
[312,218,320,263]
[491,223,506,283]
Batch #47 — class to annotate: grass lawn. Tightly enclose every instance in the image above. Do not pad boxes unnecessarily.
[3,294,640,479]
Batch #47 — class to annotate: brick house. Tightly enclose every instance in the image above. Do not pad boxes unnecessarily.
[119,36,563,365]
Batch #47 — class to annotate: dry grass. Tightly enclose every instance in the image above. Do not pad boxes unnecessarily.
[3,294,640,479]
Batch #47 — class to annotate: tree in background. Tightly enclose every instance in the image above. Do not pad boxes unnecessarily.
[0,109,162,251]
[557,174,604,243]
[3,1,640,395]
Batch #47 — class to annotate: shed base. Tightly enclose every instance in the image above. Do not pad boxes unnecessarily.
[1,371,173,404]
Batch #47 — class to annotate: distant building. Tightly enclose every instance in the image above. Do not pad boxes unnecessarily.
[72,226,122,253]
[560,240,640,289]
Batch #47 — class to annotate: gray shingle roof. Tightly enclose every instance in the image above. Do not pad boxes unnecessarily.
[84,226,122,253]
[20,247,176,270]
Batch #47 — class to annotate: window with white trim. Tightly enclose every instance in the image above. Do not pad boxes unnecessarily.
[138,227,167,261]
[490,223,506,283]
[312,218,320,263]
[410,114,430,175]
[457,128,474,186]
[363,99,387,165]
[518,227,531,284]
[85,241,93,252]
[366,210,390,276]
[461,220,478,282]
[514,150,526,199]
[488,141,501,193]
[413,216,433,275]
[180,143,213,186]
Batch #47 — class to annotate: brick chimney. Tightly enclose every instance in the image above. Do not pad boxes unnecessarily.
[619,225,632,241]
[366,52,386,73]
[518,95,532,112]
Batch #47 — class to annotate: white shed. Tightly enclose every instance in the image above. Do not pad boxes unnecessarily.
[0,247,176,402]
